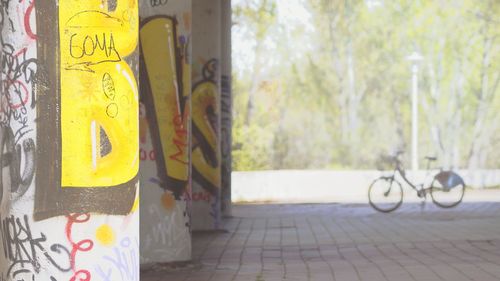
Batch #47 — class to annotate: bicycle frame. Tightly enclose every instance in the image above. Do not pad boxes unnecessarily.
[386,157,436,197]
[398,167,428,193]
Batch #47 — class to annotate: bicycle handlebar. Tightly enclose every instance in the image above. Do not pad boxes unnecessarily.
[380,151,440,172]
[381,152,403,168]
[425,156,437,161]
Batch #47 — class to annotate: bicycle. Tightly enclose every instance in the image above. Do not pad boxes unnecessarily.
[368,151,466,212]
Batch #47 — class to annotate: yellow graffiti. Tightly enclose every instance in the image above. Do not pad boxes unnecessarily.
[130,194,140,213]
[96,224,116,246]
[192,81,221,190]
[140,17,189,183]
[59,0,139,187]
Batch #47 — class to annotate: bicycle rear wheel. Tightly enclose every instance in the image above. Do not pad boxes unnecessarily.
[430,171,465,208]
[368,177,403,212]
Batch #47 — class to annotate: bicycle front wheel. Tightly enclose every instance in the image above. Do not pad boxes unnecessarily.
[430,171,465,208]
[368,177,403,213]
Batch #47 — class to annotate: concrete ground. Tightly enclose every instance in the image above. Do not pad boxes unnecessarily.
[142,198,500,281]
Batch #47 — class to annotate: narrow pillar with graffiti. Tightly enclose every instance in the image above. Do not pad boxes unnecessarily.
[1,1,140,280]
[191,0,223,230]
[220,0,233,218]
[138,0,193,264]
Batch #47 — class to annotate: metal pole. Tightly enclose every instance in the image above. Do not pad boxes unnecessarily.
[411,64,419,172]
[221,0,233,217]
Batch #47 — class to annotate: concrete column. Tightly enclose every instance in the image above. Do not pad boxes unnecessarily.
[191,0,222,230]
[1,1,140,280]
[139,0,193,264]
[220,0,233,217]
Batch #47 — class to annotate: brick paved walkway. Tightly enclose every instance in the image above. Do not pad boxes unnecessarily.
[142,202,500,281]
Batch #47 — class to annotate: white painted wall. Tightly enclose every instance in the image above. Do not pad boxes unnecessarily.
[139,110,192,263]
[233,170,500,204]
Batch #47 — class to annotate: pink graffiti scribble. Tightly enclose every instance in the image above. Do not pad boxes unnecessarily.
[5,80,29,109]
[66,213,94,281]
[24,0,37,40]
[13,47,28,58]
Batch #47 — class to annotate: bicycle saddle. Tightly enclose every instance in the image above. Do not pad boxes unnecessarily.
[425,156,437,161]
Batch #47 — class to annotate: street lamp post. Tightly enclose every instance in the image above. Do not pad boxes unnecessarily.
[407,51,423,173]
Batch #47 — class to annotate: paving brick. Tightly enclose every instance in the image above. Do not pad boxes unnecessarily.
[142,202,500,281]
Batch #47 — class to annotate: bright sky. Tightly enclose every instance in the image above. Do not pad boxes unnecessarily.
[232,0,314,77]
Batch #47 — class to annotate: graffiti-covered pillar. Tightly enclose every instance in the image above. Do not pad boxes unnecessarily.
[191,0,222,230]
[139,0,193,264]
[1,1,140,280]
[220,0,233,218]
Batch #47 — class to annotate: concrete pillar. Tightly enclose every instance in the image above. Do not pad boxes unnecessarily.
[1,1,140,280]
[139,0,193,263]
[220,0,233,217]
[191,0,222,230]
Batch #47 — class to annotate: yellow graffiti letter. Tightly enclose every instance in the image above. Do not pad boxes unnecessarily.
[140,18,189,183]
[60,0,139,187]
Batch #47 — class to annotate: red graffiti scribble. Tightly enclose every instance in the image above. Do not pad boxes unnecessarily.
[169,114,189,165]
[5,80,29,109]
[70,271,92,281]
[13,47,28,58]
[183,188,192,201]
[140,148,156,161]
[4,48,31,110]
[24,0,37,40]
[66,213,94,281]
[192,191,211,203]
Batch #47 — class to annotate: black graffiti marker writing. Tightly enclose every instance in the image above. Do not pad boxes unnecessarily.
[102,72,116,100]
[1,44,38,113]
[102,72,119,118]
[1,44,38,87]
[67,32,121,72]
[0,215,71,279]
[150,0,168,7]
[0,125,35,202]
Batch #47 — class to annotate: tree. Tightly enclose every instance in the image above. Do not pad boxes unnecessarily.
[231,0,500,171]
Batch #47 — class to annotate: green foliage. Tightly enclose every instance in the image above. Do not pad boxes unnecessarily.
[232,0,500,171]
